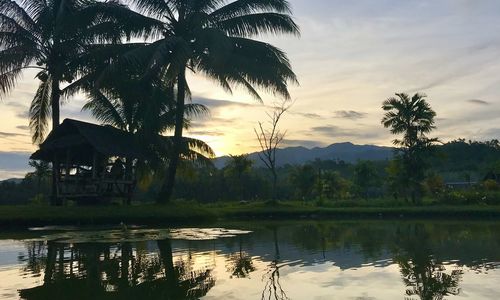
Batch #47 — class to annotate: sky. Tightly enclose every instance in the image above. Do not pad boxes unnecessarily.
[2,0,500,177]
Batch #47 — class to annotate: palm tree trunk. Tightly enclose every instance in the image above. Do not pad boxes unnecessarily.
[50,80,61,206]
[157,239,175,280]
[157,68,186,204]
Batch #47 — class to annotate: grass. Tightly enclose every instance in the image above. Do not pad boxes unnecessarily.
[0,204,217,228]
[1,201,500,227]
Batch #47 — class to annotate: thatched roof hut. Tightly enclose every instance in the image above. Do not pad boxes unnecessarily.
[30,119,144,203]
[31,119,144,165]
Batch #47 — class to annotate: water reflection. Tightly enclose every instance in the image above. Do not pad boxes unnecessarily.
[19,239,215,300]
[393,224,463,300]
[7,221,500,299]
[261,226,289,300]
[226,236,255,278]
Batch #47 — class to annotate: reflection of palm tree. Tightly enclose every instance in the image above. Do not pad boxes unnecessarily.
[154,239,215,299]
[394,224,463,300]
[227,237,255,278]
[396,255,462,300]
[20,239,215,300]
[261,227,289,300]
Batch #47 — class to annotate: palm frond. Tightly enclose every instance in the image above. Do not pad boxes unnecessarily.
[210,0,292,20]
[29,77,51,144]
[82,89,126,130]
[214,13,299,37]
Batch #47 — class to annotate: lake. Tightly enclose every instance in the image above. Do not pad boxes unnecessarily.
[0,220,499,299]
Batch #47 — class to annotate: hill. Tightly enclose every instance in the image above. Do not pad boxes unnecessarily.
[214,142,393,168]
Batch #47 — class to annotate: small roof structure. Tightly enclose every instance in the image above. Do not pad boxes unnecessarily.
[31,119,144,164]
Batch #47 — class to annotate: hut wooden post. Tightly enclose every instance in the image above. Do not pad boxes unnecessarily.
[92,151,98,179]
[51,152,61,206]
[65,149,71,179]
[63,149,71,206]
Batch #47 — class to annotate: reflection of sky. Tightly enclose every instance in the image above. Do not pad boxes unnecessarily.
[2,1,500,160]
[0,230,498,299]
[0,240,43,300]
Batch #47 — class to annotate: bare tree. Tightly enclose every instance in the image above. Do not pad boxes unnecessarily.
[254,100,292,200]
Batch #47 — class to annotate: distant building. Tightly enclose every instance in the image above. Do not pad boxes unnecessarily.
[445,182,477,190]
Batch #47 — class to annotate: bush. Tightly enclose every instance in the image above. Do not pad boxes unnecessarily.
[482,179,499,191]
[438,189,500,205]
[29,194,48,206]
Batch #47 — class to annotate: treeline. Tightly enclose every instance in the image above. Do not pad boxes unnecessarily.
[164,139,500,204]
[3,139,500,205]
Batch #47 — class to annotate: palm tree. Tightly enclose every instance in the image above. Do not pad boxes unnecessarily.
[0,0,155,142]
[0,0,157,205]
[224,154,253,200]
[82,74,215,171]
[381,93,437,202]
[25,160,51,201]
[126,0,299,203]
[382,93,436,150]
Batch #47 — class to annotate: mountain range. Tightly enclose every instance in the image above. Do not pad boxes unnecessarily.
[0,143,394,181]
[213,142,394,168]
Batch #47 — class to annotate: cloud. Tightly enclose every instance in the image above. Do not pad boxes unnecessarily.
[289,111,323,119]
[310,125,384,140]
[0,132,26,138]
[478,128,500,140]
[188,130,225,137]
[5,102,27,108]
[16,111,30,119]
[333,110,367,120]
[16,125,29,131]
[193,97,256,109]
[282,139,327,148]
[467,99,490,105]
[190,116,237,129]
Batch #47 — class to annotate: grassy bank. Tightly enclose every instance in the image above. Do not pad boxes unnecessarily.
[1,202,500,227]
[0,204,217,227]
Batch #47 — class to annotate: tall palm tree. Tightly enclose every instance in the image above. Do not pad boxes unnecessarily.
[125,0,299,203]
[0,0,156,142]
[0,0,159,205]
[382,93,436,149]
[381,93,437,202]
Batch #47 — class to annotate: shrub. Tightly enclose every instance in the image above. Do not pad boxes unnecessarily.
[482,179,499,191]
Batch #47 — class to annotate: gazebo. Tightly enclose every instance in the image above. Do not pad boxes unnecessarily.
[31,119,144,204]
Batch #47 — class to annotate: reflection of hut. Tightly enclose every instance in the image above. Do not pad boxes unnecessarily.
[30,119,143,204]
[19,240,215,300]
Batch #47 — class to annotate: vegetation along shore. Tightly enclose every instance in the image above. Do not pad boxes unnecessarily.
[2,202,500,228]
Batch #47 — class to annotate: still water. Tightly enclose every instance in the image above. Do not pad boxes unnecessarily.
[0,221,499,300]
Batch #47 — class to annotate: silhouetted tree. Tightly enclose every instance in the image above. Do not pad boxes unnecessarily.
[255,100,292,200]
[353,160,378,198]
[224,154,253,200]
[125,0,299,203]
[0,0,154,204]
[382,93,438,203]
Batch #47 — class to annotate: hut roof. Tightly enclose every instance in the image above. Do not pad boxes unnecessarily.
[31,119,144,162]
